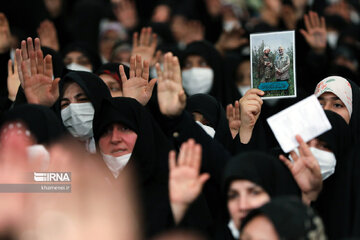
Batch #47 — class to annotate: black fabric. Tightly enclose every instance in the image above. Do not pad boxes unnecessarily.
[241,196,326,239]
[93,97,211,237]
[0,104,65,144]
[222,151,301,198]
[347,80,360,237]
[313,110,352,239]
[186,93,234,153]
[180,41,238,106]
[56,71,112,115]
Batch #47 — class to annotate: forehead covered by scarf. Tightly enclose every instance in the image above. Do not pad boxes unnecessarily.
[315,76,352,116]
[58,71,112,113]
[241,196,326,240]
[222,152,300,198]
[93,97,174,182]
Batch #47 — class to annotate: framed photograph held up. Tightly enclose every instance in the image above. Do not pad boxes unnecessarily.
[250,30,296,99]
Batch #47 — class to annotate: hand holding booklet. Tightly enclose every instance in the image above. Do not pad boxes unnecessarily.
[267,95,332,153]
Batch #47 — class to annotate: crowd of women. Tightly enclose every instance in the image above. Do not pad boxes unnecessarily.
[0,0,360,239]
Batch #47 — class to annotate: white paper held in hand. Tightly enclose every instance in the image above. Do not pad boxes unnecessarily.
[267,95,332,153]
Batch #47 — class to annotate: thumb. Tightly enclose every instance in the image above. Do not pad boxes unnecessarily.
[198,173,210,186]
[51,77,60,95]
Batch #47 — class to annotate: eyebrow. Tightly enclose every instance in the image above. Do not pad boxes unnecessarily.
[75,93,87,98]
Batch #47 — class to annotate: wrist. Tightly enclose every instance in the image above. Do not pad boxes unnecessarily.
[239,125,254,144]
[170,201,189,224]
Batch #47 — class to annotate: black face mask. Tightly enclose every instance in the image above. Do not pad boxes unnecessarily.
[264,52,269,56]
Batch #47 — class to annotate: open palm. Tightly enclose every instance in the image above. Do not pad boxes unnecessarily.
[157,52,186,117]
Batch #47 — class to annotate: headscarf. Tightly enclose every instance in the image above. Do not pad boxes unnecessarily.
[222,151,300,199]
[92,97,175,237]
[241,196,327,240]
[186,94,233,152]
[314,76,353,116]
[313,110,352,239]
[1,104,65,144]
[57,71,112,115]
[93,97,173,183]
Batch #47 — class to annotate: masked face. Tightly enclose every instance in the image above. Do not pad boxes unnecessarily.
[182,68,214,95]
[64,51,93,72]
[61,102,95,140]
[289,140,336,180]
[60,82,94,140]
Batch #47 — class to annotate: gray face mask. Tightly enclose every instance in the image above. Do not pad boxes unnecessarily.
[61,102,95,140]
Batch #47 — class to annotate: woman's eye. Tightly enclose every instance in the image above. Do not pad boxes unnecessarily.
[111,87,120,92]
[78,98,89,102]
[61,102,69,108]
[334,103,344,108]
[250,189,262,196]
[227,192,238,200]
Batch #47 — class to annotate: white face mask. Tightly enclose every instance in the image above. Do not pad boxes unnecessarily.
[327,32,339,49]
[238,85,250,96]
[61,102,95,140]
[195,121,216,138]
[27,144,50,170]
[182,68,214,96]
[101,152,132,178]
[228,220,240,239]
[66,63,92,72]
[289,147,336,180]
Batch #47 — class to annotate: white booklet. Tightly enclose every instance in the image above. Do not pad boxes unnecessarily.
[267,95,332,153]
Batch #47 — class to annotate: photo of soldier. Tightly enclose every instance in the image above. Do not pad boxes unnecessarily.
[259,46,274,83]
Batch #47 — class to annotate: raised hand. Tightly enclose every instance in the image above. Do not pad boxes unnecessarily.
[0,13,11,54]
[131,27,161,67]
[17,37,60,106]
[156,52,186,117]
[37,19,60,51]
[239,88,264,143]
[112,0,138,29]
[300,11,327,54]
[279,135,323,205]
[215,28,248,55]
[169,139,210,224]
[120,55,156,106]
[226,100,241,139]
[7,59,20,101]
